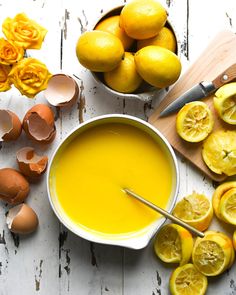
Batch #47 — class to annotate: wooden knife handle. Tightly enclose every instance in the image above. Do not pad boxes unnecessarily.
[212,63,236,88]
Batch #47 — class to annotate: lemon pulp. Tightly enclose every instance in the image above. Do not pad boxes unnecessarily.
[50,123,173,235]
[169,264,208,295]
[173,192,213,231]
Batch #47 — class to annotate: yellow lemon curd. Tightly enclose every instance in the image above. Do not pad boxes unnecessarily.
[50,122,173,236]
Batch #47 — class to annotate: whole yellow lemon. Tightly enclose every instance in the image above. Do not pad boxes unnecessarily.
[95,15,134,50]
[134,46,181,88]
[76,31,124,72]
[104,52,143,93]
[120,0,167,40]
[137,27,176,52]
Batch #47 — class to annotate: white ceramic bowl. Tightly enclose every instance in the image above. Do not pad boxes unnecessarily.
[47,115,179,249]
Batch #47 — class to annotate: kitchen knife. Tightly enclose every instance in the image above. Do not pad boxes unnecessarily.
[159,63,236,117]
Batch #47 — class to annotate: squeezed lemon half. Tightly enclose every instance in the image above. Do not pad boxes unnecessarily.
[202,130,236,176]
[205,231,235,268]
[173,192,213,231]
[219,188,236,225]
[214,82,236,125]
[176,101,214,143]
[212,181,236,220]
[154,224,193,266]
[169,263,208,295]
[192,231,233,276]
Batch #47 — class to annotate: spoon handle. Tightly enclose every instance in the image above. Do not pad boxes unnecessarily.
[124,189,204,238]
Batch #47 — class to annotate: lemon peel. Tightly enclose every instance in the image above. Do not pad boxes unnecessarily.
[173,192,213,231]
[202,130,236,176]
[214,82,236,125]
[192,231,232,276]
[169,264,208,295]
[154,223,193,266]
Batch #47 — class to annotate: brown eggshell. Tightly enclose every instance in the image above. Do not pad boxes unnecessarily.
[0,110,22,141]
[0,168,30,204]
[16,147,48,178]
[44,74,79,107]
[23,104,56,144]
[6,203,38,234]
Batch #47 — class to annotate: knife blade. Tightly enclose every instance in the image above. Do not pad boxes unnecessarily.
[159,63,236,117]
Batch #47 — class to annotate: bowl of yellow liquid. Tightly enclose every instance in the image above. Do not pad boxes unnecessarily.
[47,115,179,249]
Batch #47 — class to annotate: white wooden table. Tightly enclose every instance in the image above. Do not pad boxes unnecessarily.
[0,0,236,294]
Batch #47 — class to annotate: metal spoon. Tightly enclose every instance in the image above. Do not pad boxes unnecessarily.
[124,188,204,238]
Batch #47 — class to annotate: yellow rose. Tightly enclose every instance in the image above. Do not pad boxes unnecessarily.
[0,64,12,91]
[2,13,47,49]
[9,58,52,98]
[0,38,24,65]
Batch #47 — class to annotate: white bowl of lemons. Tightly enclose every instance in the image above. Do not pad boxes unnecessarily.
[76,0,181,101]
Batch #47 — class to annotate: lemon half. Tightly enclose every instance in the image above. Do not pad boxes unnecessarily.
[214,82,236,125]
[212,181,236,220]
[202,130,236,176]
[154,224,193,266]
[173,192,213,231]
[176,101,214,143]
[205,231,235,268]
[219,188,236,225]
[192,232,232,276]
[169,264,208,295]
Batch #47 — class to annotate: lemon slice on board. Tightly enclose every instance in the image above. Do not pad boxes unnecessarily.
[214,82,236,125]
[176,101,214,143]
[169,264,208,295]
[202,130,236,176]
[173,192,213,231]
[154,224,193,266]
[212,181,236,220]
[219,188,236,225]
[192,232,232,276]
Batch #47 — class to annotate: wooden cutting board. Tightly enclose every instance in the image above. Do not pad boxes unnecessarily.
[149,30,236,182]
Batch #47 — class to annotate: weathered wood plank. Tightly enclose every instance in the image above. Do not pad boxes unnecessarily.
[0,0,236,294]
[57,1,125,294]
[0,0,62,294]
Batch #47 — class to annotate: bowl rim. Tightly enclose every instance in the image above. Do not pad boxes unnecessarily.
[46,114,179,249]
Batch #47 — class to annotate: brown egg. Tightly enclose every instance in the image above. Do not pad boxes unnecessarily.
[0,110,22,141]
[16,147,48,178]
[23,104,56,144]
[44,74,79,107]
[6,203,38,234]
[0,168,30,204]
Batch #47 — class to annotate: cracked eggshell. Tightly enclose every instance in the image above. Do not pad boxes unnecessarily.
[23,104,56,144]
[0,110,22,141]
[6,203,38,234]
[16,147,48,178]
[44,74,79,107]
[0,168,30,204]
